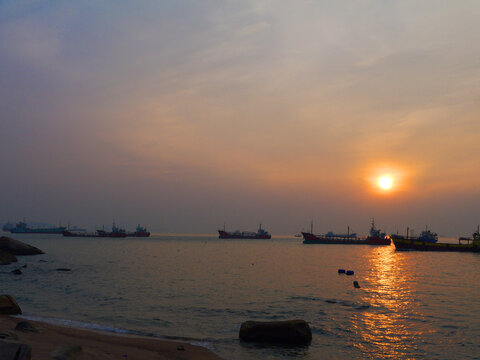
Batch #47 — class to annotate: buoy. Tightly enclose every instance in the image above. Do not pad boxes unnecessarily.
[346,270,354,275]
[353,281,360,288]
[338,269,346,274]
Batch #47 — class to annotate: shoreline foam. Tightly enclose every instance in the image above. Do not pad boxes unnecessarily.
[0,314,224,359]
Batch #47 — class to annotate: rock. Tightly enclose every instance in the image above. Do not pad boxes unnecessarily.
[11,269,22,275]
[0,295,22,314]
[0,339,31,360]
[50,345,82,360]
[0,251,18,265]
[353,281,360,288]
[15,321,39,333]
[239,319,312,345]
[21,264,27,268]
[0,331,19,340]
[0,237,44,256]
[55,268,71,272]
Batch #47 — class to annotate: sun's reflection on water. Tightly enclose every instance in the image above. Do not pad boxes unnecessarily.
[350,246,430,358]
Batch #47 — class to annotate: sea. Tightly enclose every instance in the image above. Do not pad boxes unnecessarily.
[2,233,480,359]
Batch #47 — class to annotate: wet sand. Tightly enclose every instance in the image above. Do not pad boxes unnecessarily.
[0,315,223,360]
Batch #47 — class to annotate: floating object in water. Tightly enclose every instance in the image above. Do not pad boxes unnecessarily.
[353,281,360,288]
[346,270,354,275]
[338,269,345,274]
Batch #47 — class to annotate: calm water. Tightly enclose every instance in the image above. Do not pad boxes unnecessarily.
[2,233,480,359]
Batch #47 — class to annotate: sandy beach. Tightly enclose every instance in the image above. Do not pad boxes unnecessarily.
[0,315,223,360]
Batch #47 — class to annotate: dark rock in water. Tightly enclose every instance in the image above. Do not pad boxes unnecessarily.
[353,281,360,288]
[346,270,354,275]
[50,345,82,360]
[56,268,72,272]
[0,339,31,360]
[338,269,346,274]
[0,251,18,265]
[21,264,27,268]
[0,331,19,341]
[0,295,22,314]
[38,259,48,263]
[239,319,312,345]
[0,237,44,256]
[15,321,39,333]
[11,269,22,275]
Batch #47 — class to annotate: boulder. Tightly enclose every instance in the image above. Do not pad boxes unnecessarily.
[50,345,82,360]
[11,269,22,275]
[0,331,19,341]
[0,251,18,265]
[0,340,31,360]
[15,321,38,333]
[0,295,22,315]
[0,237,44,256]
[239,319,312,345]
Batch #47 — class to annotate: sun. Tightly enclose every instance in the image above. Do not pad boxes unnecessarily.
[378,175,393,190]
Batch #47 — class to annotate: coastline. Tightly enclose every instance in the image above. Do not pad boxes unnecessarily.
[0,315,224,360]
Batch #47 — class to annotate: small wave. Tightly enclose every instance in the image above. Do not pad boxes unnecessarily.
[324,299,371,310]
[17,314,150,336]
[288,295,322,301]
[441,324,459,329]
[15,314,220,354]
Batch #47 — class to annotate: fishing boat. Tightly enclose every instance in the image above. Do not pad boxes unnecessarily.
[126,224,150,237]
[391,226,480,252]
[218,224,271,239]
[10,221,66,234]
[302,220,390,245]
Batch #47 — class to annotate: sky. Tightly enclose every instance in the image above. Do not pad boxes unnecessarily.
[1,1,480,236]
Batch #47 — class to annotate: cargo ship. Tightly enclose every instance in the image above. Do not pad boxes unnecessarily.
[364,219,391,245]
[62,229,127,238]
[62,222,126,238]
[302,220,390,245]
[126,224,150,237]
[9,221,66,234]
[2,222,14,232]
[218,224,271,239]
[391,226,480,252]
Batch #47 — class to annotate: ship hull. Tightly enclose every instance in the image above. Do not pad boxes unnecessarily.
[62,231,127,238]
[365,236,391,245]
[391,235,480,252]
[126,232,151,237]
[11,228,66,234]
[218,230,271,239]
[302,232,390,245]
